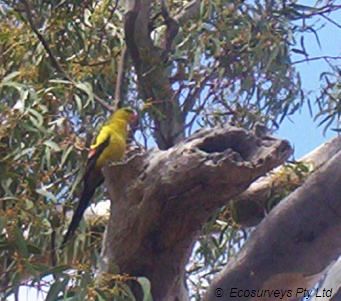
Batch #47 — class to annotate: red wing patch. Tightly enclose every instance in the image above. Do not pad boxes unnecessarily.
[88,148,97,159]
[83,137,110,183]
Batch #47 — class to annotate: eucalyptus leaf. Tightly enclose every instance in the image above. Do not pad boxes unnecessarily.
[137,277,153,301]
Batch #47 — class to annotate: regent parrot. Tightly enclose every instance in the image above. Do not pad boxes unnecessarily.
[62,107,137,246]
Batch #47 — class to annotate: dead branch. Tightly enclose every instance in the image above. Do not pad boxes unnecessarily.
[124,0,184,149]
[233,136,341,226]
[98,125,292,300]
[205,150,341,301]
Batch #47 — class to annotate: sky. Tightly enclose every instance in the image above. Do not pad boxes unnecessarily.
[277,2,341,158]
[6,1,341,300]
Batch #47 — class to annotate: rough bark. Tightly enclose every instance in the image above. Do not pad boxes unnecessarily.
[85,137,341,229]
[312,256,341,301]
[174,0,201,24]
[204,150,341,301]
[98,126,292,300]
[233,136,341,226]
[124,0,184,149]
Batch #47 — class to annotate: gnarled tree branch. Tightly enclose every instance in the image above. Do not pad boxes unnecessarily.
[205,150,341,301]
[233,136,341,226]
[98,125,292,300]
[124,0,184,149]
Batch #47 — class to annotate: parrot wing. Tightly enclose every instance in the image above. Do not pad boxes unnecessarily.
[83,136,110,181]
[61,137,110,247]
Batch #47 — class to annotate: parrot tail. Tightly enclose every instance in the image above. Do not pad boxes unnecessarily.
[61,171,104,247]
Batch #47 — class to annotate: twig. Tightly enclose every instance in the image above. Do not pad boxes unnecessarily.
[99,0,120,33]
[21,0,71,81]
[292,55,341,65]
[19,0,114,112]
[183,63,219,113]
[114,46,128,110]
[72,58,112,67]
[321,14,341,29]
[174,0,201,24]
[160,0,179,60]
[93,95,114,111]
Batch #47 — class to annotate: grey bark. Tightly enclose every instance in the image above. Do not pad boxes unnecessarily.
[204,150,341,301]
[124,0,184,149]
[99,126,292,300]
[234,136,341,226]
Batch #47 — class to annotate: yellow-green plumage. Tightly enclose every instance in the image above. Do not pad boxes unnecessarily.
[62,107,137,246]
[91,110,132,168]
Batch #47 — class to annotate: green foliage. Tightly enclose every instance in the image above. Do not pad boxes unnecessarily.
[265,160,313,211]
[0,0,126,298]
[187,212,250,300]
[174,0,304,132]
[315,69,341,134]
[0,0,339,299]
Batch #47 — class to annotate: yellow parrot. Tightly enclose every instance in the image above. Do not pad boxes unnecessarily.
[62,107,137,246]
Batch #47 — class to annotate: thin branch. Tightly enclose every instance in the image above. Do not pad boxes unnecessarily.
[18,0,114,112]
[160,0,179,60]
[321,13,341,29]
[73,59,112,67]
[114,46,128,110]
[93,95,114,112]
[299,4,341,18]
[174,0,201,24]
[183,63,219,113]
[21,0,70,81]
[292,55,341,65]
[99,0,119,33]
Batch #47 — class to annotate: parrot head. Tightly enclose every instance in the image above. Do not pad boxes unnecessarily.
[111,107,138,124]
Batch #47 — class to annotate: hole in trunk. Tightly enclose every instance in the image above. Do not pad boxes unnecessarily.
[197,135,253,160]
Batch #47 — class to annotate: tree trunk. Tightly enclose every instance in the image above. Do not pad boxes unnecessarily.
[98,126,292,300]
[233,136,341,226]
[204,150,341,301]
